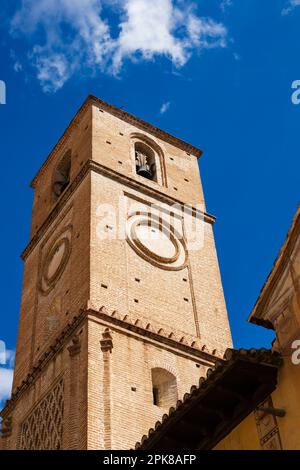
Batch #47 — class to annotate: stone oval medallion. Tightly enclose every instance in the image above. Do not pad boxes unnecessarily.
[39,227,72,295]
[44,237,70,284]
[126,212,187,271]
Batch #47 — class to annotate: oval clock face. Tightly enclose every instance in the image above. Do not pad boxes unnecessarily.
[39,229,72,295]
[126,212,187,270]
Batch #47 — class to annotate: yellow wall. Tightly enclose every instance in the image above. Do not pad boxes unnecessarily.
[223,207,300,450]
[272,358,300,450]
[214,413,260,450]
[214,357,300,450]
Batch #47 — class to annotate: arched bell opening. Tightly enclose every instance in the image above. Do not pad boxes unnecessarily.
[135,142,157,182]
[52,150,71,199]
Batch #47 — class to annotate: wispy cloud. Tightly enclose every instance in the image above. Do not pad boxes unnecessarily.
[11,0,112,92]
[5,350,15,369]
[282,0,300,15]
[13,61,23,72]
[220,0,233,12]
[0,368,13,404]
[160,101,171,115]
[10,0,228,93]
[10,50,23,73]
[0,347,14,409]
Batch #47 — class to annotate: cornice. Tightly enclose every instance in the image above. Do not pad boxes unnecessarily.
[22,161,90,260]
[88,306,220,364]
[0,304,220,419]
[30,100,87,189]
[88,95,202,157]
[249,204,300,326]
[22,159,216,260]
[31,94,202,189]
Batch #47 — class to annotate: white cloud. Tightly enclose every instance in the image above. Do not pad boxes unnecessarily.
[0,368,13,403]
[5,350,15,369]
[10,50,23,73]
[160,101,171,114]
[282,0,300,15]
[113,0,227,72]
[10,0,228,93]
[0,342,15,368]
[11,0,113,92]
[13,61,23,72]
[113,0,185,71]
[114,0,196,70]
[33,52,73,93]
[186,14,227,49]
[0,341,5,365]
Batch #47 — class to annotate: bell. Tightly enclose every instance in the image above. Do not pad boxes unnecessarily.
[136,164,152,179]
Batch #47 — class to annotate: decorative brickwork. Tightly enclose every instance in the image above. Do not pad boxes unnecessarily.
[1,416,12,438]
[2,95,233,450]
[100,329,113,449]
[19,379,64,450]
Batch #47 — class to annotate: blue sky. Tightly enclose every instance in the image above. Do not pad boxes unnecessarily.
[0,0,300,407]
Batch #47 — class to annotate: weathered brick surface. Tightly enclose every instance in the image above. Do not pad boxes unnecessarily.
[1,98,232,450]
[1,324,88,450]
[13,175,91,391]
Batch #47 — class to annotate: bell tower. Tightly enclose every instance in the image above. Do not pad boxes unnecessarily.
[0,95,232,450]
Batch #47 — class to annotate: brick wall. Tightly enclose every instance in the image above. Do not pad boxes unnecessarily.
[2,98,232,450]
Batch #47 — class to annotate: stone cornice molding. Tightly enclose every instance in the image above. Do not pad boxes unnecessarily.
[0,304,220,419]
[22,162,90,260]
[89,306,220,364]
[31,95,202,189]
[22,159,216,260]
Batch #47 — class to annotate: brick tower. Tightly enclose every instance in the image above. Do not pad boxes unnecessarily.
[0,96,232,450]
